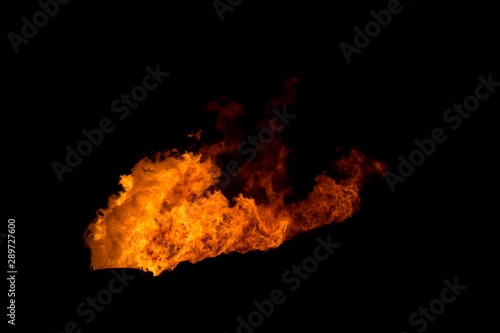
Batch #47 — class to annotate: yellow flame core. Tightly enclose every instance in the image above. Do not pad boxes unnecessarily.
[84,148,385,276]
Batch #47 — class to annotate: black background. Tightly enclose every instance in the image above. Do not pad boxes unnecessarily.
[4,0,498,332]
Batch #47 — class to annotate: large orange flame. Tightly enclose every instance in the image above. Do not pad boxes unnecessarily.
[84,74,386,276]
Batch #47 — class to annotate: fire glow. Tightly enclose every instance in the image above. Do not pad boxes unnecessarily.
[84,73,386,276]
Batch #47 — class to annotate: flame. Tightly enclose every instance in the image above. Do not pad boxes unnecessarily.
[84,73,386,276]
